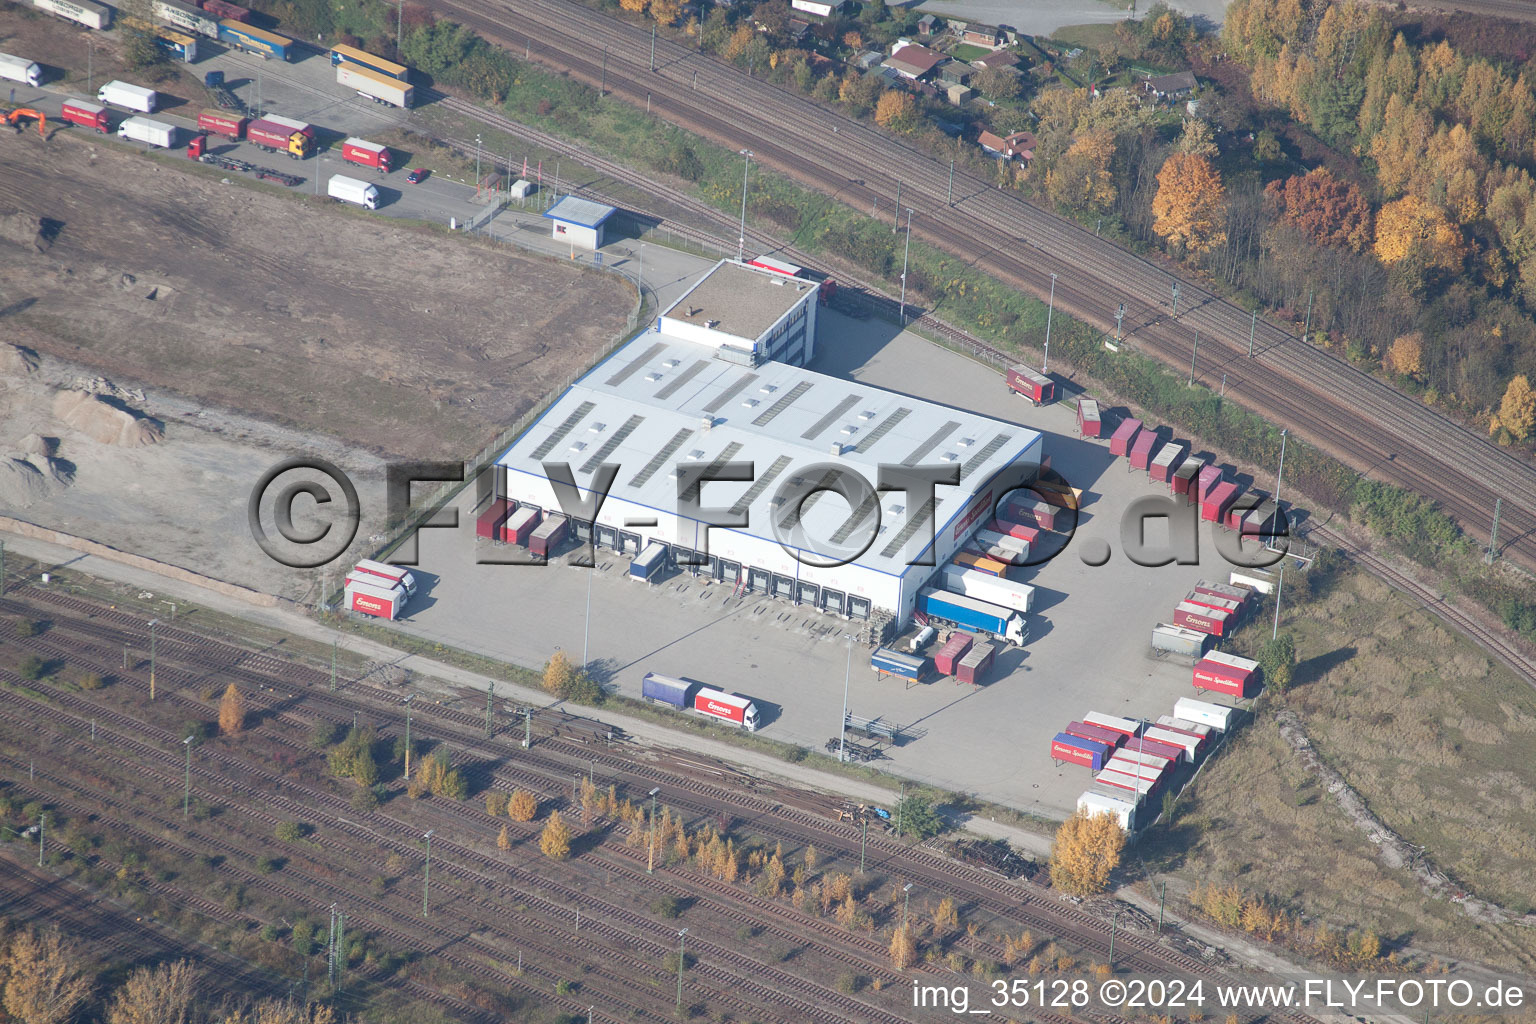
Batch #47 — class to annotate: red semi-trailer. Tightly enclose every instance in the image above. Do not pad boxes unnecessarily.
[1006,365,1055,404]
[196,108,246,139]
[1076,397,1101,438]
[1129,428,1160,472]
[341,137,392,171]
[61,99,110,132]
[1109,416,1141,457]
[1064,721,1126,750]
[476,498,510,540]
[932,632,973,676]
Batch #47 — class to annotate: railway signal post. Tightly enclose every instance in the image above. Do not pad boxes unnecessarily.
[422,829,435,916]
[647,787,661,873]
[183,735,193,818]
[1043,274,1057,373]
[675,928,688,1016]
[148,618,159,700]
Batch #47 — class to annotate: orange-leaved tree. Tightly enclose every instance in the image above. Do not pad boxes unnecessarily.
[874,91,920,134]
[1152,153,1227,254]
[1049,808,1125,896]
[540,810,573,860]
[218,683,246,735]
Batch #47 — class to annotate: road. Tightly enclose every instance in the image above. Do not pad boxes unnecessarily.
[421,0,1536,581]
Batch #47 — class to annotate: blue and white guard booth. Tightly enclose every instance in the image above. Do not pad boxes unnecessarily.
[543,195,615,250]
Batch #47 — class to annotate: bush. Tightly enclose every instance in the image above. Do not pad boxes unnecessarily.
[254,856,278,875]
[894,795,946,839]
[485,791,509,817]
[650,895,682,919]
[76,671,104,691]
[14,618,42,638]
[274,821,306,842]
[309,720,340,748]
[351,786,380,813]
[16,655,46,681]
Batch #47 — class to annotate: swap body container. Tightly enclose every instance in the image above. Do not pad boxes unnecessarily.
[1109,417,1142,457]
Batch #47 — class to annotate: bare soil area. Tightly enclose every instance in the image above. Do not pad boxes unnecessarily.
[0,129,633,460]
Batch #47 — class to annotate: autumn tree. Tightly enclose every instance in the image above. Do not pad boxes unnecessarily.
[650,0,680,26]
[1049,809,1125,896]
[930,897,959,936]
[540,810,573,860]
[326,726,378,787]
[1372,195,1464,293]
[1175,118,1217,158]
[1264,167,1372,251]
[889,924,916,970]
[106,959,198,1024]
[1382,331,1424,377]
[1152,152,1227,254]
[414,747,467,800]
[1046,127,1117,213]
[874,91,920,134]
[542,651,574,697]
[2,928,93,1024]
[507,789,539,822]
[1492,375,1536,442]
[618,0,647,13]
[218,684,246,736]
[974,66,1021,101]
[842,30,862,49]
[497,824,511,852]
[215,1000,336,1024]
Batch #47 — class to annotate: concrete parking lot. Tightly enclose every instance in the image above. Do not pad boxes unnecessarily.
[392,310,1253,819]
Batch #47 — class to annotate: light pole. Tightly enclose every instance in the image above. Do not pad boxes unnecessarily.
[1043,273,1057,373]
[1248,307,1258,357]
[86,38,94,96]
[675,928,688,1016]
[1115,302,1126,342]
[898,208,912,324]
[837,635,852,763]
[1272,562,1285,641]
[147,619,159,700]
[647,787,661,874]
[736,150,752,261]
[901,882,914,931]
[421,829,435,917]
[396,0,402,55]
[859,813,868,873]
[1108,909,1121,971]
[582,556,593,670]
[1189,328,1200,386]
[475,134,482,191]
[182,735,193,818]
[402,695,414,780]
[1171,281,1180,318]
[1273,428,1289,513]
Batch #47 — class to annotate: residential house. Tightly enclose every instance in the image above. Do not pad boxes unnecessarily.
[960,23,1006,49]
[972,50,1020,71]
[978,129,1036,161]
[882,42,948,81]
[786,16,811,41]
[791,0,845,15]
[1143,70,1198,99]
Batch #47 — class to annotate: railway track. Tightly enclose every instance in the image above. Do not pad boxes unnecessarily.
[416,0,1536,579]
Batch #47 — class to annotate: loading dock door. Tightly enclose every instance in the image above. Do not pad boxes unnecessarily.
[596,525,617,550]
[820,588,845,615]
[619,531,641,554]
[796,581,819,606]
[571,520,593,543]
[847,596,872,620]
[772,574,796,600]
[747,567,771,593]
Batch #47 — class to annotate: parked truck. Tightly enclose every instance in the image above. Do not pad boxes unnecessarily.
[341,137,392,171]
[0,52,43,88]
[247,114,313,158]
[337,63,413,108]
[30,0,112,30]
[61,98,110,132]
[640,673,762,731]
[352,558,416,597]
[1006,364,1055,405]
[940,566,1034,615]
[918,588,1027,646]
[196,108,247,139]
[98,80,157,113]
[117,116,177,148]
[327,174,379,210]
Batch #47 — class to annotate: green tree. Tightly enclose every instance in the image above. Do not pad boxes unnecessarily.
[117,0,165,71]
[1256,633,1297,693]
[894,795,945,839]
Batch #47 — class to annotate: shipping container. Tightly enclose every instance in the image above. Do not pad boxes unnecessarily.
[955,641,995,685]
[941,566,1034,615]
[1152,623,1210,659]
[116,115,176,148]
[0,52,43,87]
[1108,753,1170,784]
[1174,696,1236,732]
[1147,722,1207,756]
[337,62,413,107]
[248,114,314,157]
[201,0,251,21]
[1004,495,1057,531]
[352,559,417,597]
[1158,715,1212,737]
[1109,416,1142,458]
[973,528,1028,559]
[501,506,539,545]
[1149,441,1186,483]
[30,0,112,29]
[475,498,510,540]
[950,550,1008,577]
[216,19,292,60]
[341,137,392,171]
[1123,734,1187,765]
[1229,568,1278,595]
[98,80,157,112]
[872,647,925,682]
[152,28,198,62]
[1193,650,1259,698]
[1197,465,1223,501]
[345,578,405,620]
[908,625,936,652]
[1144,726,1200,761]
[1112,748,1175,774]
[1193,580,1249,608]
[196,108,246,139]
[1173,601,1230,637]
[932,632,974,675]
[629,541,668,581]
[529,514,568,558]
[61,99,110,132]
[1082,711,1141,739]
[1006,364,1055,404]
[327,173,378,209]
[989,518,1039,545]
[1036,481,1082,510]
[969,543,1024,567]
[1171,459,1201,501]
[153,0,218,38]
[1184,592,1242,618]
[1200,481,1240,524]
[1077,790,1137,831]
[328,41,409,80]
[919,588,1027,646]
[693,687,760,730]
[641,672,693,709]
[1129,427,1161,472]
[1051,733,1110,770]
[1076,397,1101,438]
[1097,767,1158,797]
[1064,721,1126,750]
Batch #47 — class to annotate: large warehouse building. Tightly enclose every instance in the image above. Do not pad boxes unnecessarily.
[494,260,1043,625]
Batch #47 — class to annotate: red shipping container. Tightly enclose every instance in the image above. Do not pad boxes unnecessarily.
[1201,481,1240,524]
[476,498,510,540]
[1193,657,1254,698]
[1109,417,1142,457]
[1083,711,1141,738]
[1114,748,1175,774]
[346,580,404,620]
[1076,397,1101,438]
[202,0,251,21]
[1144,726,1201,761]
[1106,755,1165,787]
[988,518,1039,544]
[1174,601,1230,637]
[1197,465,1223,501]
[1129,428,1161,472]
[1149,441,1186,483]
[1006,365,1055,404]
[529,514,568,558]
[197,109,247,140]
[1148,721,1208,754]
[1194,580,1248,608]
[933,632,974,675]
[62,99,110,133]
[955,641,995,685]
[1185,593,1242,617]
[1064,721,1126,749]
[1004,496,1056,531]
[1096,767,1158,797]
[1171,460,1201,501]
[1052,733,1110,770]
[1123,734,1187,764]
[501,506,540,545]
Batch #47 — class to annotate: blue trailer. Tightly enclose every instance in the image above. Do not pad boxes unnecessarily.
[641,672,695,710]
[217,19,293,61]
[918,587,1027,646]
[630,541,667,582]
[871,647,925,682]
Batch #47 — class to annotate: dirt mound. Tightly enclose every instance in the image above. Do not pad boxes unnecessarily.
[0,344,39,375]
[0,208,48,253]
[53,390,164,446]
[14,433,55,457]
[0,455,51,507]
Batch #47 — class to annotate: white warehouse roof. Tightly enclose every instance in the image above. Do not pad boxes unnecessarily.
[497,334,1041,578]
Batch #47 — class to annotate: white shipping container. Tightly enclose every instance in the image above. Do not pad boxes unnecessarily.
[353,558,416,596]
[1083,711,1141,738]
[116,116,176,148]
[974,528,1027,557]
[1144,726,1200,760]
[1077,790,1136,831]
[510,179,533,199]
[1229,568,1277,595]
[0,52,43,87]
[1114,748,1174,772]
[98,80,157,112]
[337,63,413,107]
[328,174,379,210]
[908,625,936,652]
[31,0,112,29]
[941,566,1035,614]
[1096,768,1156,798]
[1157,715,1211,737]
[1204,649,1259,673]
[1106,755,1163,783]
[1174,696,1236,732]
